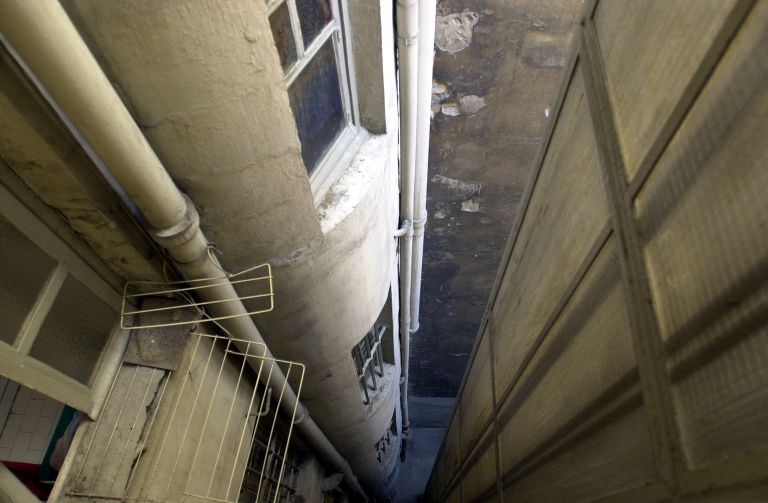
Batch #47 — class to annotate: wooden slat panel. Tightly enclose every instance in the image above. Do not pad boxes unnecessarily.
[594,0,738,180]
[491,66,609,403]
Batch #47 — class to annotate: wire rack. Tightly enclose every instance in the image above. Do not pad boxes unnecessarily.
[66,332,305,503]
[121,263,275,330]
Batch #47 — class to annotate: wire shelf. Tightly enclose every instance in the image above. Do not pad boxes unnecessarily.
[121,263,275,330]
[66,332,305,503]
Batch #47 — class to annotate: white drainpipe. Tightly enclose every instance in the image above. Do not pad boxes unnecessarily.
[396,0,435,460]
[410,0,437,334]
[0,2,368,500]
[395,0,419,460]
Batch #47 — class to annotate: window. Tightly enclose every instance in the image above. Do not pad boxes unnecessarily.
[0,184,123,416]
[351,323,388,405]
[266,0,361,197]
[375,412,397,464]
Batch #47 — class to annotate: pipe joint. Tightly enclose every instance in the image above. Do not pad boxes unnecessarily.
[149,194,200,250]
[411,213,427,238]
[293,403,309,425]
[397,34,419,46]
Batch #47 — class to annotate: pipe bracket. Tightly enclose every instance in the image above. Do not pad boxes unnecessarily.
[394,219,412,238]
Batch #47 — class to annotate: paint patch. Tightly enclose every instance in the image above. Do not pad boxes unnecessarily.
[434,209,447,219]
[431,175,481,196]
[459,95,486,114]
[441,103,460,116]
[432,80,450,104]
[435,11,480,53]
[461,199,480,212]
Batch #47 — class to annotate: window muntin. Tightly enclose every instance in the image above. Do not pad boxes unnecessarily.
[0,184,123,414]
[0,213,56,343]
[266,0,357,180]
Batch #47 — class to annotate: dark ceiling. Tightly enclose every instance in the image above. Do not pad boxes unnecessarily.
[410,0,583,397]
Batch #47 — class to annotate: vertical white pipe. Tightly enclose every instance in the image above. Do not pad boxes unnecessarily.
[410,0,437,334]
[395,0,419,457]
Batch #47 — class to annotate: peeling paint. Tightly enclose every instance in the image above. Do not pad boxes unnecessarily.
[431,175,481,196]
[435,11,480,53]
[441,102,460,116]
[461,199,480,212]
[459,95,486,114]
[432,80,450,104]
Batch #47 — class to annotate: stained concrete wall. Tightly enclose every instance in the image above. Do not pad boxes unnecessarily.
[412,0,583,398]
[426,0,768,501]
[0,51,161,283]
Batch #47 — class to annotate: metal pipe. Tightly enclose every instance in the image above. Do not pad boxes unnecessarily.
[0,2,368,500]
[395,0,419,461]
[410,0,437,334]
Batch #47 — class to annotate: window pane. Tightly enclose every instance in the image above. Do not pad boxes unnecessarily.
[288,40,345,175]
[0,213,56,344]
[269,2,297,71]
[30,275,116,384]
[296,0,333,47]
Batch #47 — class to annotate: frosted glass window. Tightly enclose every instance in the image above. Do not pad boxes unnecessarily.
[0,213,56,344]
[30,275,116,384]
[289,40,345,174]
[269,2,297,71]
[296,0,333,46]
[266,0,354,181]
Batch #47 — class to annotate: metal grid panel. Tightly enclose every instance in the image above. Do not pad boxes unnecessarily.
[66,332,304,503]
[121,264,274,330]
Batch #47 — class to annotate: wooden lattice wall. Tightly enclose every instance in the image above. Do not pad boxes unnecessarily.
[424,0,768,500]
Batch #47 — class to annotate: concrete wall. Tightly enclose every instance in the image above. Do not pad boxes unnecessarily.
[426,1,768,501]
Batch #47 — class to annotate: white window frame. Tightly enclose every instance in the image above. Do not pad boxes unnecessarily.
[0,183,126,417]
[266,0,366,204]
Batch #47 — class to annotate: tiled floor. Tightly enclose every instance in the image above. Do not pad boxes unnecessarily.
[0,378,63,464]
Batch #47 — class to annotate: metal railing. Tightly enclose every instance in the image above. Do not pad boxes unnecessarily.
[352,325,387,404]
[67,332,304,503]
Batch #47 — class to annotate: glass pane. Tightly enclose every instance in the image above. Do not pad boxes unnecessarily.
[30,275,116,384]
[269,2,297,71]
[0,213,56,344]
[296,0,333,47]
[288,40,345,175]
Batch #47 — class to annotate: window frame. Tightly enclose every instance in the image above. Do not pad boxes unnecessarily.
[0,183,126,417]
[266,0,364,204]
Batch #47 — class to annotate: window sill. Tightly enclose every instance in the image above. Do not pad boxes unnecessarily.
[310,125,369,207]
[316,131,396,235]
